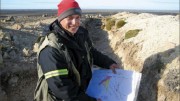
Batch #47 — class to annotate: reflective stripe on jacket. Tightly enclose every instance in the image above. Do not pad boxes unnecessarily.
[34,32,92,101]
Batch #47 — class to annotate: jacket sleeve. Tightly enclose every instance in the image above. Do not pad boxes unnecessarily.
[39,46,96,101]
[85,31,116,69]
[91,47,116,68]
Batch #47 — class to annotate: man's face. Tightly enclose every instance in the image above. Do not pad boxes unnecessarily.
[60,14,81,36]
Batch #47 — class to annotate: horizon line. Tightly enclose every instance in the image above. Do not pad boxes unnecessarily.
[1,8,179,11]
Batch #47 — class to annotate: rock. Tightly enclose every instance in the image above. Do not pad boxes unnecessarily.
[85,14,91,18]
[0,47,4,64]
[8,76,19,87]
[157,94,166,101]
[23,48,31,57]
[12,24,23,30]
[9,50,17,59]
[175,14,179,21]
[164,69,180,92]
[4,33,11,41]
[35,22,42,28]
[0,87,7,101]
[0,50,3,65]
[5,16,15,22]
[33,43,39,53]
[3,52,10,59]
[157,58,180,101]
[42,14,48,17]
[0,30,4,41]
[12,35,20,45]
[0,31,12,41]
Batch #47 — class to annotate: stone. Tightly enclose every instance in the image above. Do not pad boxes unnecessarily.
[23,48,31,57]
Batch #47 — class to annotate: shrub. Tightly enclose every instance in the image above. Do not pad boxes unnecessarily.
[106,19,115,31]
[116,20,126,28]
[125,29,141,39]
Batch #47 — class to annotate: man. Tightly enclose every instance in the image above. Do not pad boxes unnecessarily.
[34,0,119,101]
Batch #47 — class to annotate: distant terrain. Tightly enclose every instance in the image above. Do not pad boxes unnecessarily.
[1,9,179,16]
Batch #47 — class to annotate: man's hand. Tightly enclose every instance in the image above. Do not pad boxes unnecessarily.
[109,63,119,74]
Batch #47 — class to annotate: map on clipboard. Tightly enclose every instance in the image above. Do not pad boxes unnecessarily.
[86,69,142,101]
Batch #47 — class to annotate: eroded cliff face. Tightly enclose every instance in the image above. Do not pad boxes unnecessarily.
[0,12,179,101]
[86,12,179,101]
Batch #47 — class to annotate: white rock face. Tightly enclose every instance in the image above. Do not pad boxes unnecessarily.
[103,12,179,101]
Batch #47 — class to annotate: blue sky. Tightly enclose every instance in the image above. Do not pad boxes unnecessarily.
[1,0,179,10]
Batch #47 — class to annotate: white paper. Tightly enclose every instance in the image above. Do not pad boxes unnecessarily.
[86,69,142,101]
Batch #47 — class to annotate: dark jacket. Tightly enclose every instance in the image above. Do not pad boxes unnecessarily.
[38,20,116,101]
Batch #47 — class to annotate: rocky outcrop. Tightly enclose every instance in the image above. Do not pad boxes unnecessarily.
[99,12,179,101]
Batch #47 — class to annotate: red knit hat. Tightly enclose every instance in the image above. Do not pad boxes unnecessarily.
[57,0,82,21]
